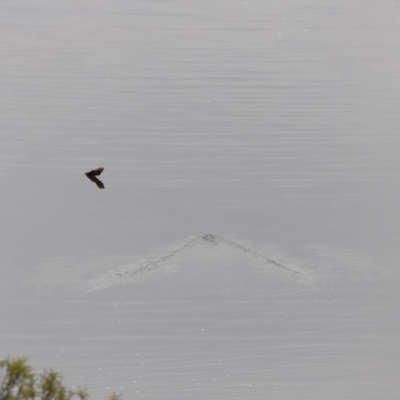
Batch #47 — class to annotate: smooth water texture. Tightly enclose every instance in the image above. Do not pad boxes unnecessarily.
[1,0,400,399]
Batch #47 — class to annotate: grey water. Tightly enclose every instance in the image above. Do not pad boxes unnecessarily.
[1,0,400,398]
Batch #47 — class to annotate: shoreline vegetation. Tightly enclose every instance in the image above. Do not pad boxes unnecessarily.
[0,358,121,400]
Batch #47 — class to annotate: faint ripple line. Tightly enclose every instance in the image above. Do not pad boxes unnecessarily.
[205,234,299,274]
[88,236,202,290]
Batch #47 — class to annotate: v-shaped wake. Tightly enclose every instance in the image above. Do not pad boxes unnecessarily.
[88,234,301,291]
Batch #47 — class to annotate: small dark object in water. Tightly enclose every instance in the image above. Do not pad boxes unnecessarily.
[203,234,217,242]
[85,167,104,177]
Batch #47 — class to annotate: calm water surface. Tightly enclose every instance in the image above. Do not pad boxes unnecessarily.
[1,0,400,399]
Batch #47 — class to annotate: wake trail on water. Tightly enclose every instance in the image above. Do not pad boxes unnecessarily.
[88,234,302,291]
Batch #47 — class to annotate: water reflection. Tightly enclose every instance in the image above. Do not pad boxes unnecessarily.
[85,175,105,189]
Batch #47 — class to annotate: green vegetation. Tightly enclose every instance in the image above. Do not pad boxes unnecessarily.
[0,358,120,400]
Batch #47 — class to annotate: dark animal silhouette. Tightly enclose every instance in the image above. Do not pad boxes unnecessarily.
[85,167,105,189]
[85,167,104,177]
